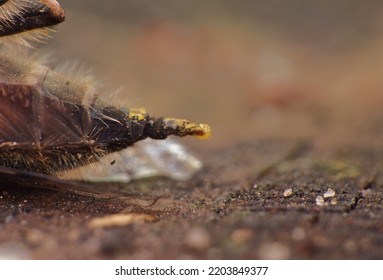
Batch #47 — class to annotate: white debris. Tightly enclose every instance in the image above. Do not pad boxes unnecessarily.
[315,195,325,207]
[324,188,336,198]
[283,188,293,197]
[330,198,338,205]
[60,138,202,182]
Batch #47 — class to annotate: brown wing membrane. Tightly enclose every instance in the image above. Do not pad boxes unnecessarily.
[0,83,92,173]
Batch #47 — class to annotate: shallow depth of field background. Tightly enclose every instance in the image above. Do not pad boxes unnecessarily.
[1,0,383,260]
[50,0,383,151]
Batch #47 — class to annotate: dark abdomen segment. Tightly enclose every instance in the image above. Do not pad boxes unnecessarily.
[0,82,210,174]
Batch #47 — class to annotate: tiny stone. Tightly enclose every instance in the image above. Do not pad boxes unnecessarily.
[316,195,325,207]
[283,188,293,197]
[324,188,336,198]
[330,198,337,205]
[361,189,372,197]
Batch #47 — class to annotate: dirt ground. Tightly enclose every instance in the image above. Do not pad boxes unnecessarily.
[1,0,383,259]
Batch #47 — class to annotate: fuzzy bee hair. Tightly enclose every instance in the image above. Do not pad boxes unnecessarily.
[0,1,210,182]
[0,48,210,174]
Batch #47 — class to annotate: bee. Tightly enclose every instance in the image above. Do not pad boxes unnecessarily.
[0,0,210,195]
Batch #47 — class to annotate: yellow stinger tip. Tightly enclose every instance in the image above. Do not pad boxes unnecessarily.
[191,123,211,139]
[161,118,211,139]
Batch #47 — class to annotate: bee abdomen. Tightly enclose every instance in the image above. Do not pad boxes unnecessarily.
[0,47,210,175]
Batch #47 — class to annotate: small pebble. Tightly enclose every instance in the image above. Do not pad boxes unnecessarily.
[330,198,338,205]
[361,189,372,197]
[316,195,325,207]
[324,188,336,198]
[283,188,293,197]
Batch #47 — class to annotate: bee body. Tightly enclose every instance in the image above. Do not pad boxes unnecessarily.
[0,0,210,181]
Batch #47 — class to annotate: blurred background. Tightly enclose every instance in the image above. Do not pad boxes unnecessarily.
[48,0,383,150]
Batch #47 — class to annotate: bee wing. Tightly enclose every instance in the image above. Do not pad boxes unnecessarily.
[57,138,202,183]
[0,165,101,196]
[0,138,202,199]
[0,165,157,199]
